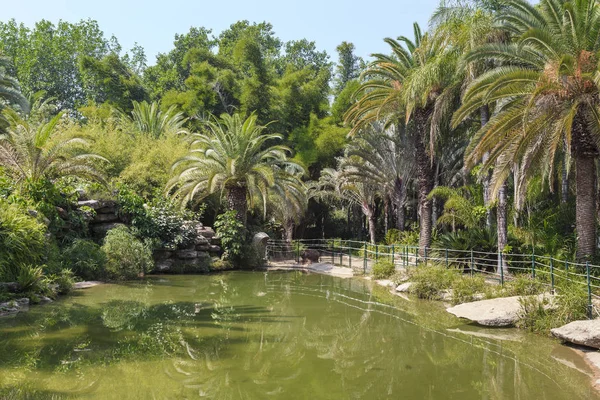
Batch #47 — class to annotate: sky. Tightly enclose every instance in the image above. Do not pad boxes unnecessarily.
[3,0,441,65]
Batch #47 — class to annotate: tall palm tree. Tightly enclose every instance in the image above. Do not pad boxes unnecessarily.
[0,109,105,186]
[342,122,414,231]
[0,56,29,130]
[346,23,462,253]
[121,101,188,137]
[318,166,380,244]
[167,113,303,223]
[453,0,600,260]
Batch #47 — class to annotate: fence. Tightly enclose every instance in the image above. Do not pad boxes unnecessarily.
[266,238,600,319]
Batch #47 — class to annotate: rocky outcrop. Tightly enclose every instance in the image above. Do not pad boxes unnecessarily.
[551,320,600,349]
[0,298,29,318]
[73,281,103,289]
[395,282,413,293]
[301,249,320,264]
[447,295,555,327]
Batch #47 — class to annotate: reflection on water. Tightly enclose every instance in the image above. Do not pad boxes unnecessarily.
[0,271,597,399]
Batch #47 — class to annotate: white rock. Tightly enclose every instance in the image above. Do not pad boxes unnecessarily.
[447,296,524,327]
[551,320,600,349]
[395,282,413,293]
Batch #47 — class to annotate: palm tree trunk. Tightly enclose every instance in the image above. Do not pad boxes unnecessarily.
[226,185,248,224]
[575,154,596,260]
[573,114,598,260]
[384,197,389,234]
[481,105,493,230]
[362,203,377,244]
[561,154,569,204]
[393,177,406,231]
[496,182,508,276]
[414,108,434,255]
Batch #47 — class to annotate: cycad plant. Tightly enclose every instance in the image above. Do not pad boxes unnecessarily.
[0,109,105,186]
[168,113,303,224]
[123,100,188,137]
[453,0,600,260]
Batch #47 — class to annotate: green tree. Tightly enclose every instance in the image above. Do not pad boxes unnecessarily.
[0,109,105,186]
[453,0,600,260]
[80,53,149,112]
[333,42,363,94]
[347,23,462,253]
[0,19,110,110]
[122,100,188,138]
[167,113,303,224]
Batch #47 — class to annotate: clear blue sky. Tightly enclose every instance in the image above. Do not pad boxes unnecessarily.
[4,0,440,64]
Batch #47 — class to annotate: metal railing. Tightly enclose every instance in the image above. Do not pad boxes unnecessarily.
[266,238,600,319]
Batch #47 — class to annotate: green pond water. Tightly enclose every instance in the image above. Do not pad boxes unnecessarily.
[0,271,598,399]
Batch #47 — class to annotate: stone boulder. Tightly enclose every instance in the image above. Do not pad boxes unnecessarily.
[195,244,210,252]
[73,281,103,290]
[208,245,221,254]
[93,213,119,223]
[446,296,525,327]
[551,320,600,349]
[0,282,20,293]
[395,282,413,293]
[194,235,209,246]
[91,222,125,237]
[176,250,198,259]
[197,227,215,239]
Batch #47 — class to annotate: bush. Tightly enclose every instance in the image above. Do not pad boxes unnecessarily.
[505,274,546,296]
[102,226,154,280]
[214,211,246,261]
[516,283,589,333]
[451,275,487,305]
[409,265,458,300]
[61,239,107,280]
[0,199,47,281]
[371,260,396,280]
[49,269,75,295]
[16,265,51,296]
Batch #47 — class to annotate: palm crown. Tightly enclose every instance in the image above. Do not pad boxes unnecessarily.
[453,0,600,259]
[168,113,303,222]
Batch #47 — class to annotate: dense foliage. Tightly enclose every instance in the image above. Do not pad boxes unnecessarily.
[3,0,600,305]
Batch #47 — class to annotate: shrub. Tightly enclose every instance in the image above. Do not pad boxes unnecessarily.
[211,259,234,271]
[371,260,396,280]
[214,211,246,261]
[61,239,107,280]
[16,265,51,296]
[102,226,153,280]
[451,275,487,305]
[505,275,546,296]
[49,269,75,295]
[516,284,589,333]
[409,265,458,300]
[0,200,47,281]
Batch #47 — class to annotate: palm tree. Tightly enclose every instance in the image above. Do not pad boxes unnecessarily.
[267,170,308,245]
[346,23,462,253]
[453,0,600,260]
[0,56,29,130]
[0,109,105,186]
[121,101,188,137]
[318,166,379,244]
[167,113,303,224]
[342,122,414,231]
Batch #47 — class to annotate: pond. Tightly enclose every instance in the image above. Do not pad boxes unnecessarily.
[0,271,598,399]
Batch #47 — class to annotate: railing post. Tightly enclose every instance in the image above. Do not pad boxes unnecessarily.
[587,261,593,319]
[470,249,474,277]
[391,244,395,265]
[415,247,418,267]
[339,241,343,265]
[348,242,352,270]
[500,252,504,286]
[445,248,449,268]
[375,244,379,261]
[332,241,335,264]
[531,251,536,279]
[296,240,300,264]
[363,242,367,274]
[424,247,428,266]
[565,260,569,275]
[550,257,555,293]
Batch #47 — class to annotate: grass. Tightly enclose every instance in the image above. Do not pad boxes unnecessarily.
[371,260,395,280]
